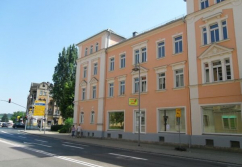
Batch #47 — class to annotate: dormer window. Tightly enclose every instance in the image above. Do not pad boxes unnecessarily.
[201,0,209,10]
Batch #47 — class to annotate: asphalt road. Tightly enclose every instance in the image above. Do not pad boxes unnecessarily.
[0,128,239,167]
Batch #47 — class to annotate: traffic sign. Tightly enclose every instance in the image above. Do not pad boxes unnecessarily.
[176,108,181,118]
[129,98,138,106]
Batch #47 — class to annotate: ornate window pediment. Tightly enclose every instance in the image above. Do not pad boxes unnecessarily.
[89,77,98,85]
[199,44,233,60]
[80,80,87,87]
[131,66,148,75]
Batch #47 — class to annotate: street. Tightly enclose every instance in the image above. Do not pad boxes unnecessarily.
[0,128,240,167]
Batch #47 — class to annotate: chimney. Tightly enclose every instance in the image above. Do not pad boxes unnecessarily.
[133,32,138,37]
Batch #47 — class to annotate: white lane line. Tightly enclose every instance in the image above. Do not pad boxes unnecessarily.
[1,131,13,135]
[109,153,148,161]
[18,136,26,138]
[0,139,102,167]
[24,142,52,148]
[35,139,47,143]
[62,142,88,147]
[62,144,84,149]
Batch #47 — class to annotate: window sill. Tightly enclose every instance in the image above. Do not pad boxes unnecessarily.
[119,67,126,70]
[108,70,115,73]
[156,89,167,93]
[173,87,185,90]
[202,80,234,86]
[107,96,114,99]
[200,38,230,48]
[172,52,183,56]
[132,92,148,95]
[132,61,148,66]
[156,56,165,60]
[118,95,126,98]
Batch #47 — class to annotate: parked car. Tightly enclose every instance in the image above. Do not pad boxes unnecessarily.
[2,122,8,127]
[13,122,25,128]
[7,122,13,127]
[0,122,4,127]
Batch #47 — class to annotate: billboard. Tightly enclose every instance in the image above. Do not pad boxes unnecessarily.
[33,100,46,116]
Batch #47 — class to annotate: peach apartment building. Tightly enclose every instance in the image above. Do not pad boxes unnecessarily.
[74,0,242,148]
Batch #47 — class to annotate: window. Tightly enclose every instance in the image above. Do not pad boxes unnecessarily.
[158,108,185,132]
[210,24,219,43]
[134,110,146,133]
[83,66,87,78]
[90,111,95,124]
[202,104,241,134]
[212,61,223,81]
[95,43,98,52]
[134,78,139,93]
[201,0,209,9]
[157,41,165,58]
[222,21,228,40]
[40,91,43,95]
[108,112,124,130]
[80,112,84,124]
[216,0,224,3]
[141,76,147,92]
[225,59,231,80]
[85,48,88,56]
[174,36,183,54]
[133,75,147,93]
[204,63,210,83]
[158,73,166,90]
[44,92,47,96]
[109,83,114,97]
[135,50,139,64]
[202,27,208,45]
[90,45,93,54]
[120,54,126,68]
[175,69,184,87]
[119,81,125,95]
[93,63,98,75]
[82,88,86,100]
[110,57,114,71]
[141,48,147,63]
[92,86,96,99]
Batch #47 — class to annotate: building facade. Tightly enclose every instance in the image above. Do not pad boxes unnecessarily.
[74,0,242,148]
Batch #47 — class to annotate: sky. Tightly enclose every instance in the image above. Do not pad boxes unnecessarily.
[0,0,186,114]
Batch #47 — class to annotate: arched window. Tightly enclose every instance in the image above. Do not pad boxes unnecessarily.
[90,111,95,124]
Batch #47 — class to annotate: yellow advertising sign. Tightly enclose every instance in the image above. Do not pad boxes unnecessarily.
[129,98,138,106]
[33,100,46,116]
[176,108,181,118]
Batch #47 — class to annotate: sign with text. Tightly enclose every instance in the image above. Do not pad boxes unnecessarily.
[176,108,181,118]
[129,98,138,106]
[33,100,46,116]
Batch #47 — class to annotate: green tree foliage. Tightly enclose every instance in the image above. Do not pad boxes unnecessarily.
[58,118,73,133]
[52,44,77,119]
[2,114,9,122]
[11,111,26,123]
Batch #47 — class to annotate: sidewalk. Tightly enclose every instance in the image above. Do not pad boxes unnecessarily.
[23,130,242,165]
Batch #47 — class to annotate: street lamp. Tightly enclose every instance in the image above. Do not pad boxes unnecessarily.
[132,63,141,146]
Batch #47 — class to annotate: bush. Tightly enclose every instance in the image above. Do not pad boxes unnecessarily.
[51,125,63,131]
[58,118,73,133]
[58,127,68,133]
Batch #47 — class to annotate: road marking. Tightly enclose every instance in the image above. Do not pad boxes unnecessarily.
[62,142,88,147]
[0,139,102,167]
[62,144,84,149]
[1,131,13,135]
[18,136,26,138]
[24,142,52,148]
[35,139,47,142]
[109,153,148,161]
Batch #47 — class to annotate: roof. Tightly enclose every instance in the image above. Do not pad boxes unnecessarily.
[76,29,126,46]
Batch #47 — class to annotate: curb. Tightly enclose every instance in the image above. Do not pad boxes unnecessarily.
[22,131,242,166]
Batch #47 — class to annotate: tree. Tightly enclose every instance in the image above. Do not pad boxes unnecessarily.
[52,44,77,119]
[11,111,26,123]
[2,114,9,122]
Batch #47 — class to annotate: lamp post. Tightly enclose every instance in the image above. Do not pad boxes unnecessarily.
[132,63,141,146]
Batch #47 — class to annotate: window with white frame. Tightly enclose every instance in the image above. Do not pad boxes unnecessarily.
[174,36,183,54]
[109,83,114,97]
[133,45,147,64]
[134,78,139,93]
[216,0,224,3]
[202,27,208,45]
[141,76,147,92]
[134,110,146,133]
[158,73,166,90]
[82,88,86,100]
[90,111,95,124]
[120,54,126,68]
[95,43,98,52]
[134,50,139,64]
[175,69,184,88]
[134,76,147,93]
[222,20,228,40]
[157,41,165,58]
[204,63,210,83]
[108,111,124,130]
[90,45,93,54]
[109,57,114,71]
[85,48,88,56]
[92,86,96,99]
[225,59,231,80]
[93,63,98,75]
[119,81,125,95]
[212,61,223,82]
[83,66,87,78]
[141,48,147,63]
[201,0,209,9]
[80,112,84,124]
[210,24,219,43]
